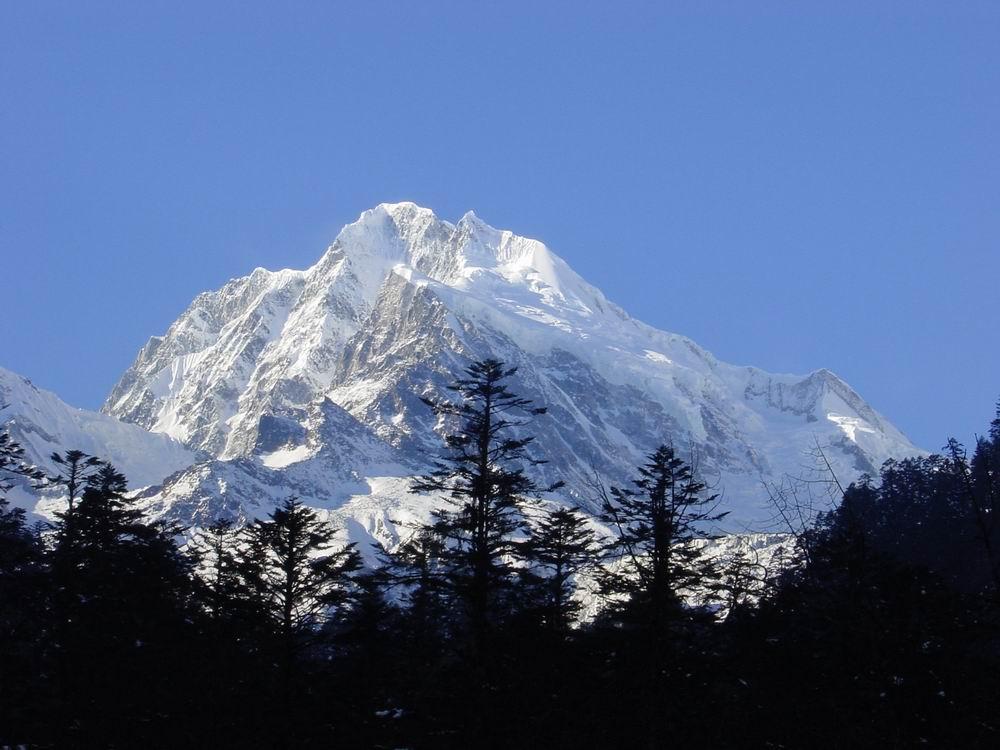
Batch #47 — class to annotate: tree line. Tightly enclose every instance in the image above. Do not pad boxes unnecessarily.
[1,359,999,748]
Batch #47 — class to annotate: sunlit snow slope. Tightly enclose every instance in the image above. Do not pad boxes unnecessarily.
[89,203,921,530]
[0,365,195,493]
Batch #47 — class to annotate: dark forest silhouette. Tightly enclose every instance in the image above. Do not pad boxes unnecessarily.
[2,359,999,748]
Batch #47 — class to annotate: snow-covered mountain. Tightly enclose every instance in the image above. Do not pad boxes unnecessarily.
[0,365,196,511]
[86,202,919,531]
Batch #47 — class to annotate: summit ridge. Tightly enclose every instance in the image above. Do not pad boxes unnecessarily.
[3,203,921,542]
[87,203,922,533]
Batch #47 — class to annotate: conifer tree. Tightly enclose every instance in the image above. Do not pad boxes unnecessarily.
[0,429,46,610]
[520,505,600,631]
[238,497,362,745]
[966,402,1000,594]
[241,496,362,654]
[0,429,45,491]
[598,444,728,626]
[411,358,559,651]
[56,462,137,549]
[47,462,196,746]
[48,449,102,516]
[0,495,47,744]
[383,526,451,646]
[593,446,728,749]
[189,518,249,621]
[738,479,967,749]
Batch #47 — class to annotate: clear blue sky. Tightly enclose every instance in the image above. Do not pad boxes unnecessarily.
[2,1,997,451]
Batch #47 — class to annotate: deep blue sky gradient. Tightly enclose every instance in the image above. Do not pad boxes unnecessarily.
[3,1,998,451]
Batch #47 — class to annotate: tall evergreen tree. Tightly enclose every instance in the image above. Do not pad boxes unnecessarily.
[0,430,48,744]
[729,478,975,749]
[0,494,47,746]
[598,443,728,626]
[241,496,362,656]
[837,454,984,592]
[520,505,600,631]
[382,525,451,646]
[47,462,197,746]
[48,449,102,516]
[411,358,559,651]
[965,402,1000,594]
[593,445,728,748]
[189,517,252,622]
[238,497,362,746]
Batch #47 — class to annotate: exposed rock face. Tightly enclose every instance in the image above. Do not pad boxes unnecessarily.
[90,202,920,531]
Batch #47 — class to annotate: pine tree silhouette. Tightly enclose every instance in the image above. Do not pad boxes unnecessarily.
[0,495,46,745]
[237,496,362,745]
[47,462,197,746]
[411,358,560,653]
[595,444,728,748]
[520,504,600,631]
[48,449,102,516]
[241,497,362,650]
[598,443,727,627]
[0,428,44,491]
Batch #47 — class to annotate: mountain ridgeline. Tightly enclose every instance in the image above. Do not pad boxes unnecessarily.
[83,202,918,533]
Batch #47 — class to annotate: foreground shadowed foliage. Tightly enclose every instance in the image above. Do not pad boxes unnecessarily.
[1,363,999,748]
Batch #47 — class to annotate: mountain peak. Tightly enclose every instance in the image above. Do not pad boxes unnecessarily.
[95,202,921,526]
[369,202,491,231]
[458,209,490,228]
[376,201,438,223]
[329,203,557,290]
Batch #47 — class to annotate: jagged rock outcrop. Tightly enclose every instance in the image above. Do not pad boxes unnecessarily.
[92,202,920,529]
